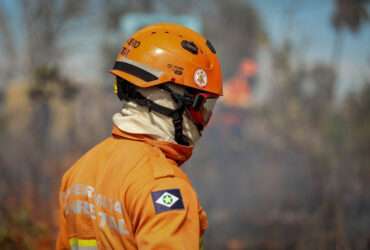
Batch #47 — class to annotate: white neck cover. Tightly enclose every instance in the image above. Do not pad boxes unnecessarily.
[112,85,201,145]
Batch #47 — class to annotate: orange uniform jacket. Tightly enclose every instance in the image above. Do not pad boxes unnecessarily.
[57,127,208,249]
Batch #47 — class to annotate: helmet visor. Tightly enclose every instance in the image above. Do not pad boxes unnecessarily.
[186,93,218,128]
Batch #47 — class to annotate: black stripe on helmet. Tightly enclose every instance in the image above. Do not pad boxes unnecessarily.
[113,61,158,82]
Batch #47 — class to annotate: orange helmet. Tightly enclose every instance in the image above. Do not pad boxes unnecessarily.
[111,23,222,145]
[111,23,223,96]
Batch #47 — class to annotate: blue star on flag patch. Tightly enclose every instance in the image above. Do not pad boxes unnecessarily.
[151,189,184,213]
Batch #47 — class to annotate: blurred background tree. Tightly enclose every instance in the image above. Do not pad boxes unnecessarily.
[331,0,369,64]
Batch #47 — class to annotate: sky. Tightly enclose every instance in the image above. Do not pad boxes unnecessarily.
[251,0,370,61]
[249,0,370,96]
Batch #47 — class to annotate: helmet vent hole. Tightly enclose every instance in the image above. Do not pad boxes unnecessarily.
[151,32,156,35]
[165,31,169,34]
[206,40,216,54]
[181,40,199,55]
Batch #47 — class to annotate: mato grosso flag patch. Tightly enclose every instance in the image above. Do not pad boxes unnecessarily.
[151,189,185,213]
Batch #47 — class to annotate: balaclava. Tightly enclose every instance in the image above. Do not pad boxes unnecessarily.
[113,85,201,146]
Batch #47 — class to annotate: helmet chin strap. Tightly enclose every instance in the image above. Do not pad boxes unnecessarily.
[116,78,193,146]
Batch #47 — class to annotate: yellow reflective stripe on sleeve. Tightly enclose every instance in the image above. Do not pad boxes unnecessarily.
[69,238,97,249]
[200,236,204,250]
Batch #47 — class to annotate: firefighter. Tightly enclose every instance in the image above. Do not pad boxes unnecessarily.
[57,23,222,249]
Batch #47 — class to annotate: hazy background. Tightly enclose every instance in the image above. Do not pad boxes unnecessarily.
[0,0,369,249]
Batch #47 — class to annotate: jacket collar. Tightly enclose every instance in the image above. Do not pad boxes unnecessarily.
[112,126,193,165]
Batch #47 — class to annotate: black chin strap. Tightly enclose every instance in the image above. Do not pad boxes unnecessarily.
[116,78,190,146]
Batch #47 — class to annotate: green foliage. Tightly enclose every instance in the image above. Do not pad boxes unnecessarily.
[332,0,369,32]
